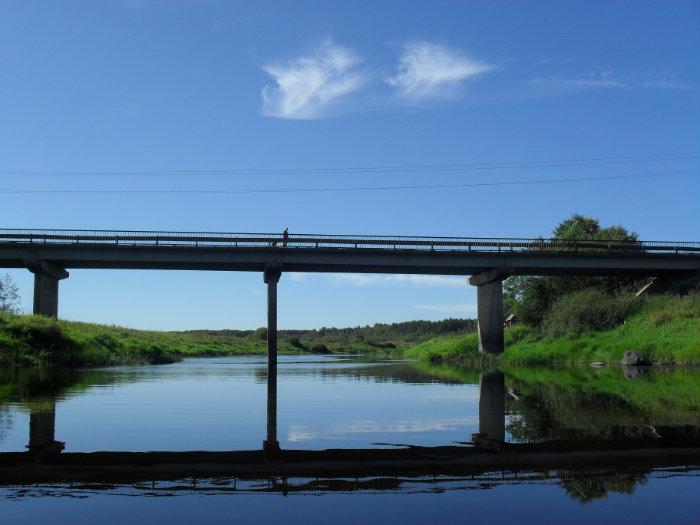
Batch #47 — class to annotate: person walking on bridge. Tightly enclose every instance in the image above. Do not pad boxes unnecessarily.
[282,228,289,247]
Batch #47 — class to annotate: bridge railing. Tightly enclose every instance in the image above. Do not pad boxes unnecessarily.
[0,229,699,255]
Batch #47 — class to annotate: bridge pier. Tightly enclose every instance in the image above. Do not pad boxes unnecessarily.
[263,267,282,455]
[469,270,507,354]
[28,262,69,318]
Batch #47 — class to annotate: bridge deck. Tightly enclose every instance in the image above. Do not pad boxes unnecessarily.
[1,229,698,276]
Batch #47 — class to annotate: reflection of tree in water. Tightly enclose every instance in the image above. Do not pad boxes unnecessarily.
[504,373,700,442]
[504,367,700,443]
[560,471,648,504]
[254,362,479,385]
[506,383,646,442]
[0,366,135,407]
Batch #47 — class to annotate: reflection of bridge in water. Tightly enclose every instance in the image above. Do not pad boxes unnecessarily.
[3,466,699,499]
[2,370,699,491]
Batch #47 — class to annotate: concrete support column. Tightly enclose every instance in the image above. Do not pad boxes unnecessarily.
[263,267,282,455]
[28,262,69,318]
[469,269,507,354]
[478,371,505,443]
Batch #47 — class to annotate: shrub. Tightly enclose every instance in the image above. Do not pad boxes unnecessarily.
[541,288,642,339]
[310,344,331,354]
[288,337,305,349]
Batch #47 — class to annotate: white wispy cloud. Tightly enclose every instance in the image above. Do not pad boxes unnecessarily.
[333,274,467,287]
[261,39,366,119]
[532,70,694,95]
[287,273,314,283]
[414,303,477,314]
[288,273,467,287]
[642,71,693,90]
[387,41,493,100]
[532,70,627,91]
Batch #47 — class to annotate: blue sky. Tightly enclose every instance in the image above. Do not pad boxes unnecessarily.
[1,0,698,330]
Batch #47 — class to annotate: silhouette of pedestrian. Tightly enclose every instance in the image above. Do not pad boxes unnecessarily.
[282,228,289,247]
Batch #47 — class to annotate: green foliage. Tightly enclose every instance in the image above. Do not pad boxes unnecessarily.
[310,344,331,354]
[0,313,184,367]
[404,293,700,366]
[553,214,638,243]
[403,326,529,366]
[0,312,480,367]
[279,318,477,347]
[288,336,305,349]
[540,288,642,339]
[504,214,643,326]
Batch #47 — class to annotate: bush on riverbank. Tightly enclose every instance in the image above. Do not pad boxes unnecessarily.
[0,314,187,366]
[540,289,643,339]
[404,293,700,366]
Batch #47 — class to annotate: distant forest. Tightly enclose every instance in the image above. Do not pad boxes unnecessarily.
[183,318,477,346]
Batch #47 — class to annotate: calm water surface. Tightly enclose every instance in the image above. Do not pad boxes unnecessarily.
[1,355,699,524]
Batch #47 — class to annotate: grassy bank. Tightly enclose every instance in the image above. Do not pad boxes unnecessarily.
[0,314,252,366]
[0,314,394,367]
[404,293,700,366]
[0,312,480,367]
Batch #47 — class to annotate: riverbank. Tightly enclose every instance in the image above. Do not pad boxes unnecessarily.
[404,293,700,366]
[0,313,419,367]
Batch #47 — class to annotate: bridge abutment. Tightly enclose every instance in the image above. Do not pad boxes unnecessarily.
[469,270,507,354]
[28,262,69,318]
[263,267,282,455]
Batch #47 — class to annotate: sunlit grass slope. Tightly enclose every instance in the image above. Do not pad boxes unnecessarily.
[404,294,700,366]
[0,314,318,367]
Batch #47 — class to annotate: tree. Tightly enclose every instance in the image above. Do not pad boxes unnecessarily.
[252,327,268,341]
[504,214,641,326]
[0,273,20,313]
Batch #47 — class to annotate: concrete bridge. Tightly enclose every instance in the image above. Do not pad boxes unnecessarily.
[1,229,699,357]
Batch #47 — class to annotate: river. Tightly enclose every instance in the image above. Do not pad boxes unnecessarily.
[1,355,699,524]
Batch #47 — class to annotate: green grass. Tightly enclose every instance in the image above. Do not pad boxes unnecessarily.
[0,313,394,367]
[404,294,700,366]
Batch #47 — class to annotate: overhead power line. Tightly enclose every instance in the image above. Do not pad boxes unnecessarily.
[1,169,695,195]
[0,152,698,177]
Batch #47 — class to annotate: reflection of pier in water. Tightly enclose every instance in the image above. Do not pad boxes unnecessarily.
[2,370,699,490]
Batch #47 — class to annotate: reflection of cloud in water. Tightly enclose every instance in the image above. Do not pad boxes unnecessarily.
[287,428,319,442]
[287,417,476,441]
[421,391,479,401]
